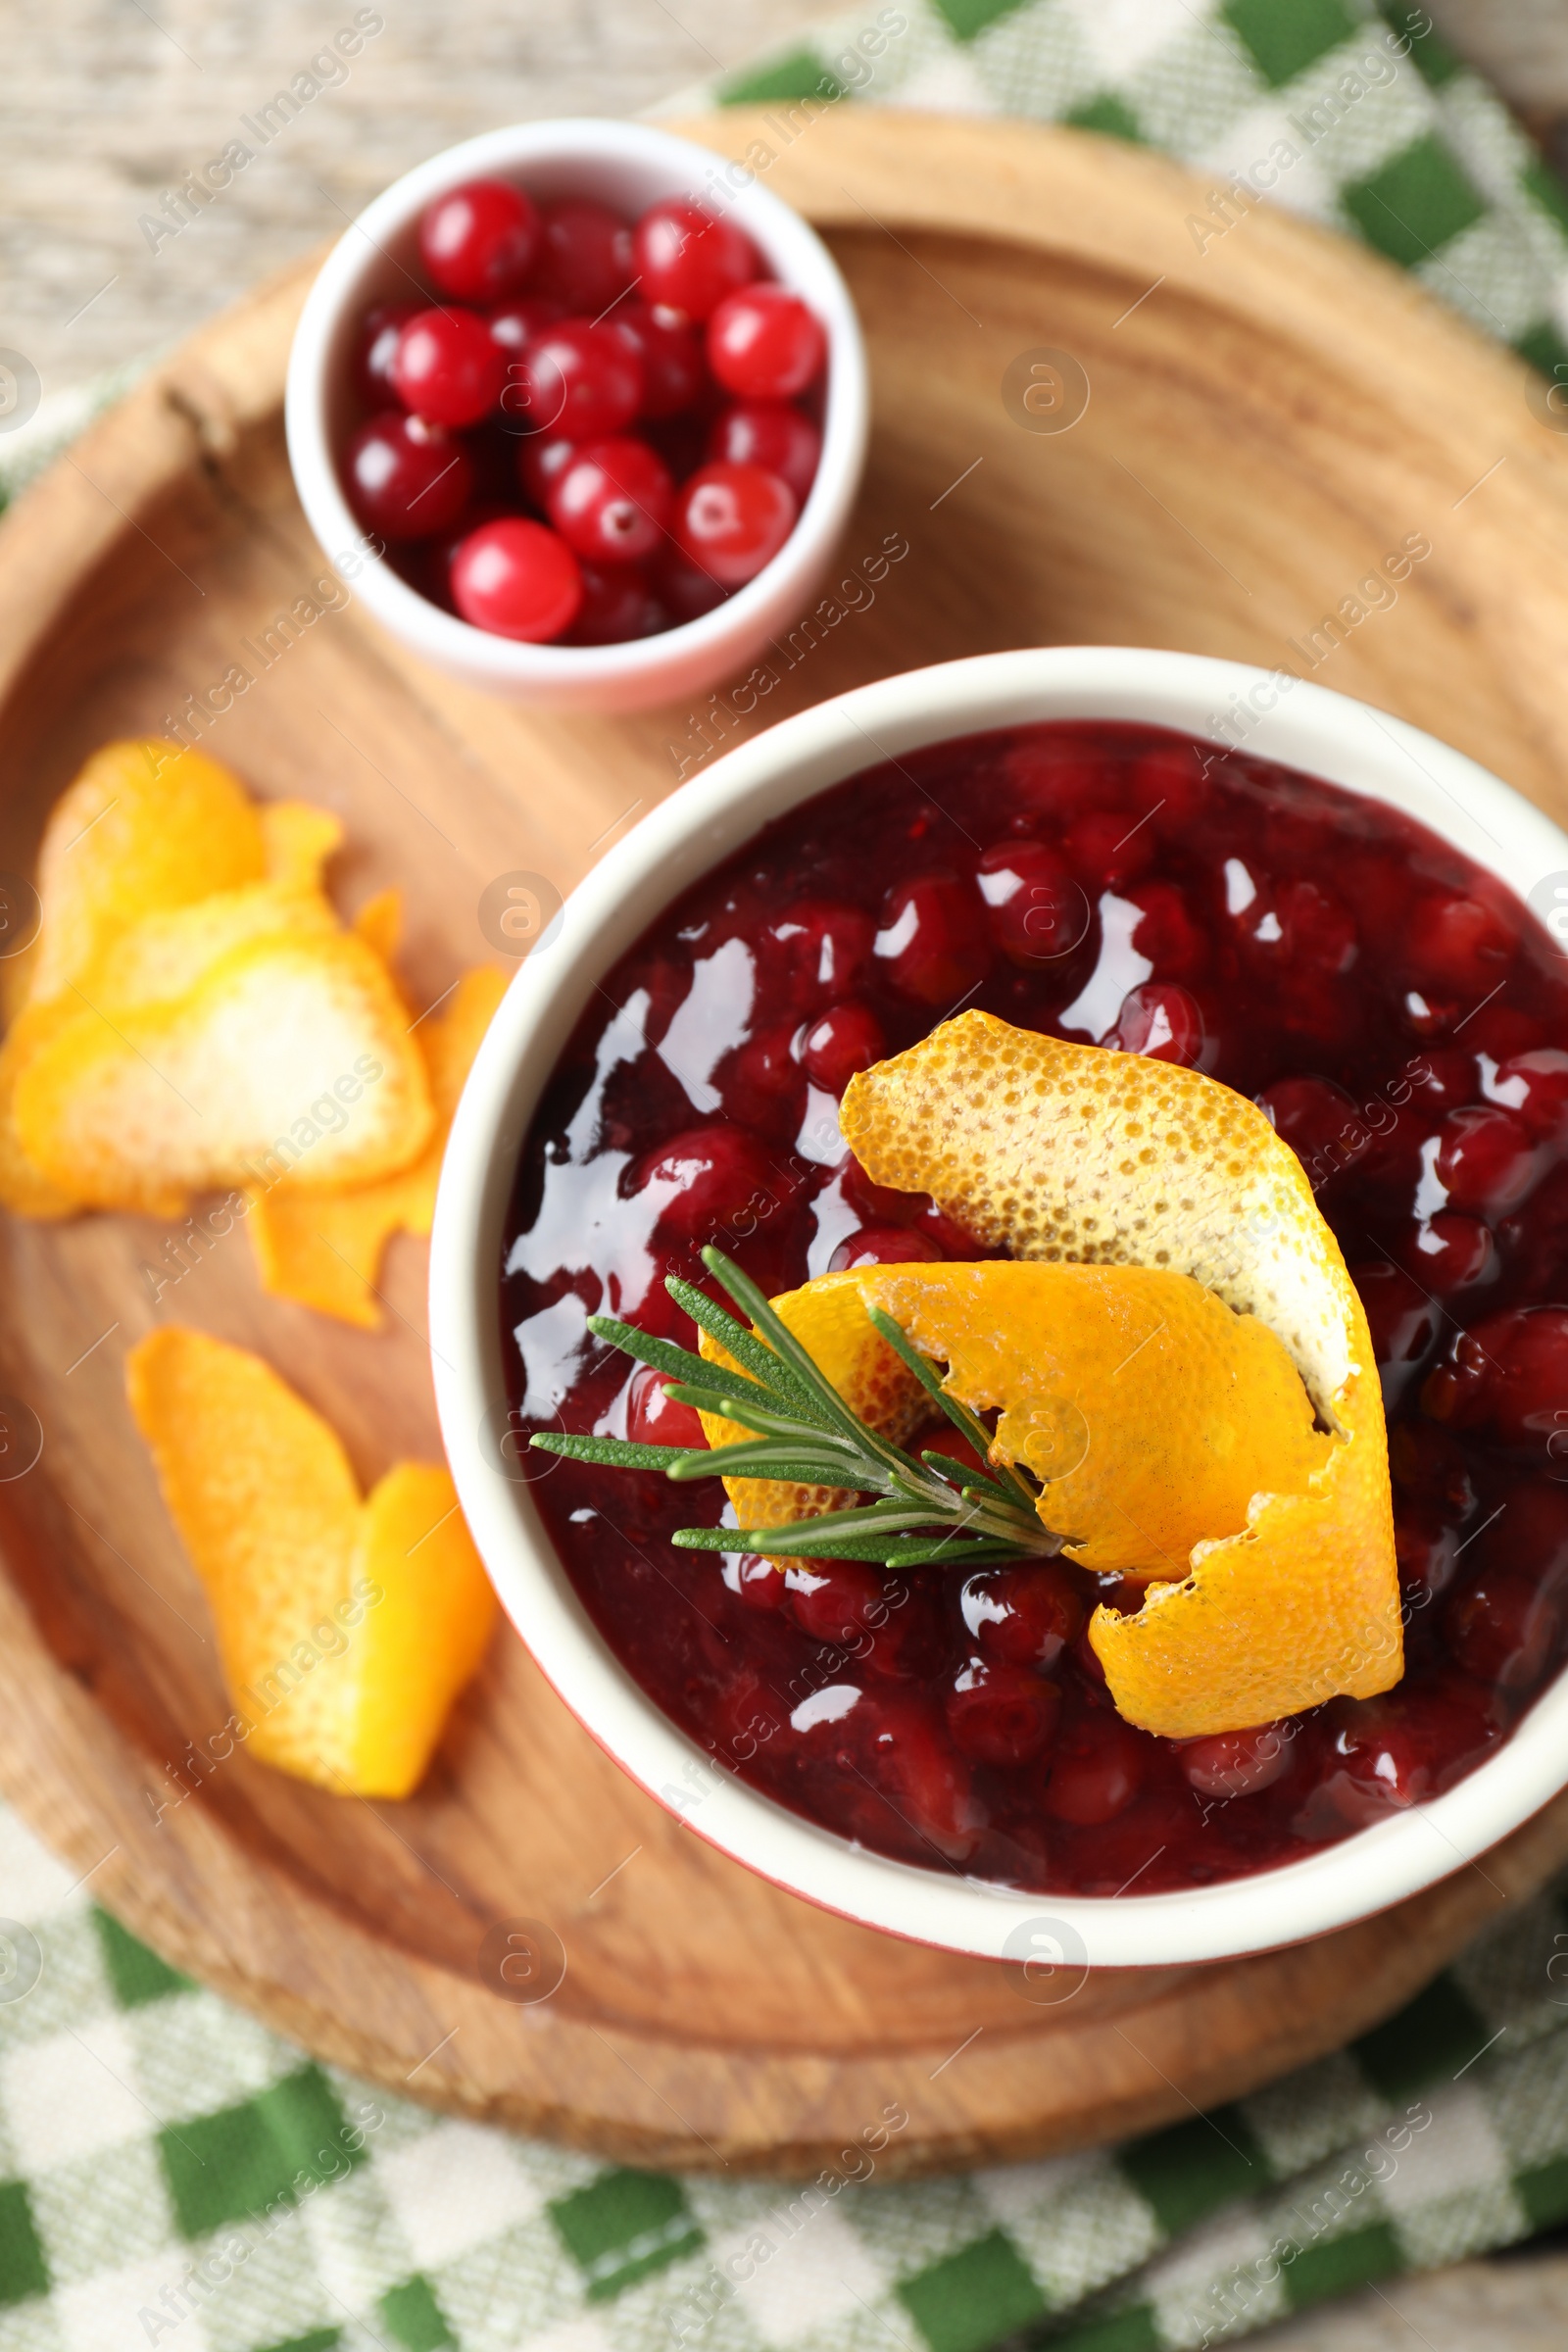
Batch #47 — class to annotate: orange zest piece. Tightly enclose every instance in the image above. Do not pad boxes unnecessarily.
[126,1326,496,1796]
[13,930,432,1214]
[0,742,357,1220]
[822,1010,1400,1738]
[262,801,345,890]
[246,965,507,1327]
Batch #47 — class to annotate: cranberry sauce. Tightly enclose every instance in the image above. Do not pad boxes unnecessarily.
[502,721,1568,1895]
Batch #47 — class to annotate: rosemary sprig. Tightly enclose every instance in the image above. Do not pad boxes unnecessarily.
[528,1246,1064,1569]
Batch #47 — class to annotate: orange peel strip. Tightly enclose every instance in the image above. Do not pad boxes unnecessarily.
[0,740,277,1214]
[352,886,402,965]
[90,881,341,1012]
[247,965,507,1327]
[262,801,345,890]
[824,1010,1400,1738]
[13,930,433,1212]
[126,1326,495,1796]
[29,740,268,1005]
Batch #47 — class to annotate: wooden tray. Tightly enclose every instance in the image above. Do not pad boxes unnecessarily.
[4,111,1568,2180]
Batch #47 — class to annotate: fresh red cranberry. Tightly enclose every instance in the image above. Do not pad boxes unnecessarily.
[673,462,797,586]
[1239,879,1357,977]
[1423,1306,1568,1450]
[634,1125,778,1245]
[786,1558,889,1645]
[343,412,474,538]
[419,177,540,302]
[1396,1212,1496,1297]
[518,431,578,509]
[1119,879,1207,977]
[975,841,1090,964]
[1179,1725,1291,1799]
[1256,1076,1358,1188]
[802,1001,883,1094]
[654,544,730,621]
[829,1224,944,1271]
[389,307,506,428]
[1485,1478,1568,1582]
[531,200,636,312]
[1396,1512,1459,1611]
[1436,1104,1540,1215]
[1444,1571,1562,1689]
[546,436,673,564]
[1129,740,1212,827]
[511,320,644,440]
[1350,1260,1442,1375]
[1403,888,1519,998]
[352,302,418,408]
[1299,1686,1497,1833]
[707,283,826,400]
[414,500,514,611]
[716,1021,806,1140]
[1004,733,1122,822]
[1043,1713,1146,1826]
[625,1361,706,1449]
[633,199,758,319]
[874,874,991,1007]
[706,401,820,501]
[1062,808,1153,893]
[862,1697,979,1859]
[605,302,704,416]
[1108,982,1209,1068]
[488,294,563,356]
[735,1552,787,1611]
[1405,1049,1476,1111]
[1388,1420,1476,1522]
[946,1658,1060,1766]
[765,902,874,1009]
[563,561,666,647]
[962,1563,1086,1670]
[450,516,582,640]
[1466,1004,1547,1061]
[1490,1049,1568,1145]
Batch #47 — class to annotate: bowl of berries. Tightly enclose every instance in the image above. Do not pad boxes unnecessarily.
[431,645,1568,1965]
[285,119,867,711]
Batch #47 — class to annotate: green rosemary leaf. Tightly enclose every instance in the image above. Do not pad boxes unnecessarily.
[662,1276,825,1416]
[865,1305,1040,1510]
[702,1249,906,1461]
[586,1313,796,1412]
[657,1381,848,1442]
[528,1433,699,1471]
[666,1449,856,1488]
[882,1537,1028,1568]
[671,1526,912,1566]
[919,1449,1016,1504]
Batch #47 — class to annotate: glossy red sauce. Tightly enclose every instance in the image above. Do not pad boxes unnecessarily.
[501,721,1568,1894]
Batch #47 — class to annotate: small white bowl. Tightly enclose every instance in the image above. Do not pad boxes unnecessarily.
[285,119,868,714]
[430,646,1568,1966]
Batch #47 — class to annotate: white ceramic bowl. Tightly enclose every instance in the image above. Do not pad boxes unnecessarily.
[284,119,868,714]
[430,646,1568,1966]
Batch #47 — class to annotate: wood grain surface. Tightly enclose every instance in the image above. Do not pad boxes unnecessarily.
[2,110,1568,2179]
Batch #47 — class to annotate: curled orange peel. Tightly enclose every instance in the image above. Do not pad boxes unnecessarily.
[126,1326,496,1796]
[246,964,507,1327]
[14,930,432,1213]
[0,742,431,1219]
[750,1010,1400,1738]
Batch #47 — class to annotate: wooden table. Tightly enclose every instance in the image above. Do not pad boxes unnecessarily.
[1,1,1567,2343]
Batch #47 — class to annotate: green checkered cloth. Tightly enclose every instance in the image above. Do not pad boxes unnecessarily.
[670,0,1568,384]
[3,1796,1568,2352]
[8,4,1568,2348]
